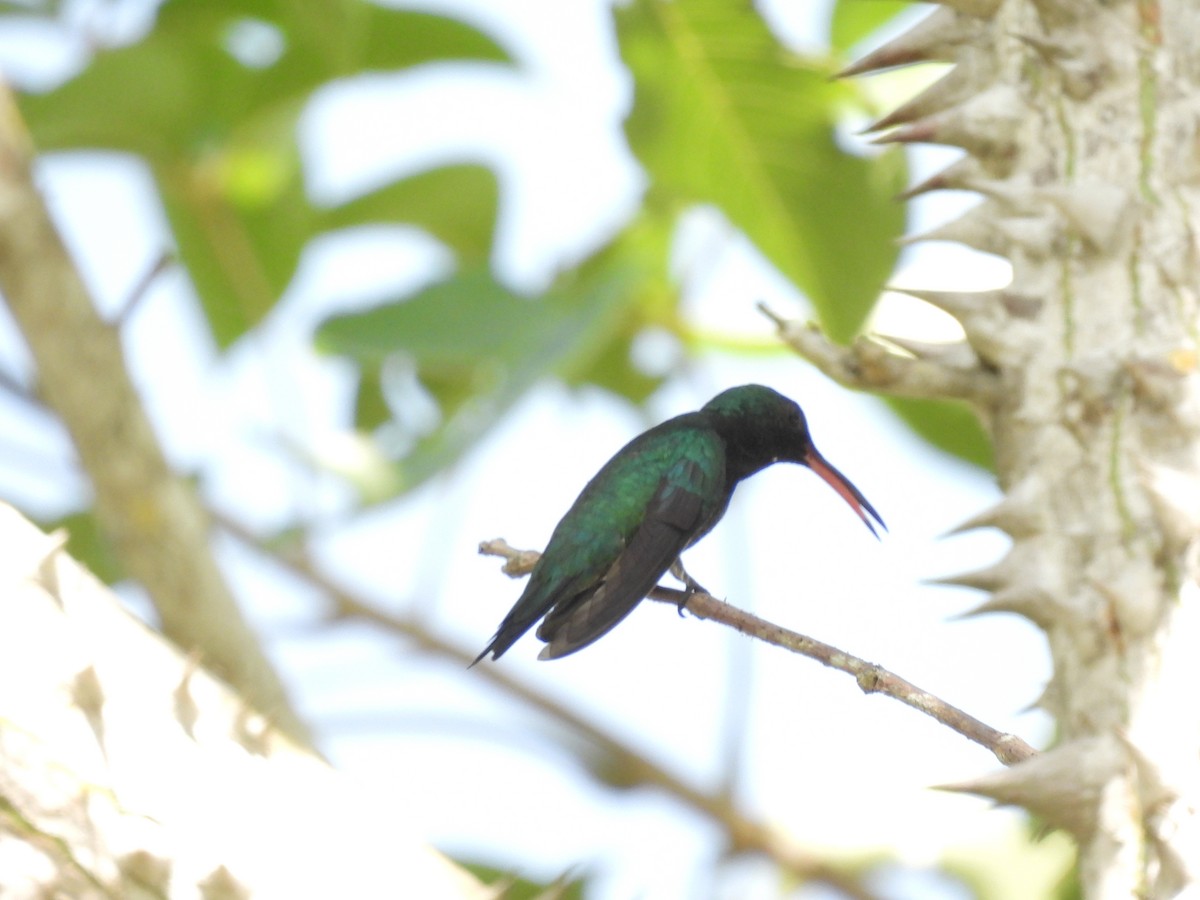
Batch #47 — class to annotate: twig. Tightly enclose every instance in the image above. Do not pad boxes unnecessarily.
[479,539,1038,767]
[112,250,175,329]
[216,516,883,900]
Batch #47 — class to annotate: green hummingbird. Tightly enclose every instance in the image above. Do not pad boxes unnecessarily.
[473,384,884,663]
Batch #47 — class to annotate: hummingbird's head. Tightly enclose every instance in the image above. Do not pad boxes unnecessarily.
[703,384,886,537]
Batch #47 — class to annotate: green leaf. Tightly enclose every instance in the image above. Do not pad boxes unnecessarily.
[40,511,125,585]
[456,862,586,900]
[571,333,663,404]
[18,0,511,155]
[14,0,513,347]
[616,0,905,342]
[886,397,994,471]
[829,0,910,53]
[351,362,391,431]
[156,116,315,345]
[321,164,499,265]
[316,268,636,497]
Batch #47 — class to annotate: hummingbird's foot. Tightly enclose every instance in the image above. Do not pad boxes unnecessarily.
[669,560,710,617]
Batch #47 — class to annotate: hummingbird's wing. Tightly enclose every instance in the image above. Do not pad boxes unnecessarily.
[536,458,715,660]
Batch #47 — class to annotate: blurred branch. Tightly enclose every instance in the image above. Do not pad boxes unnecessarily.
[112,250,174,329]
[480,539,1038,768]
[217,515,883,900]
[0,81,310,747]
[759,303,1001,404]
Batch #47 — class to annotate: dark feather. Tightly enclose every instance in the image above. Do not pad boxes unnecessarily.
[536,461,709,659]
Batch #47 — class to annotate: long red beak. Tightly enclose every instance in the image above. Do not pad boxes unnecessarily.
[804,447,886,538]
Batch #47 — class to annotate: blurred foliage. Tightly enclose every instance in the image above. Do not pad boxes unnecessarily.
[18,0,508,345]
[828,0,913,53]
[942,826,1076,900]
[888,396,994,471]
[8,0,993,514]
[44,509,124,585]
[617,0,906,344]
[458,862,586,900]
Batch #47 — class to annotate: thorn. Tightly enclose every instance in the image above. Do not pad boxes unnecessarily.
[943,477,1047,537]
[930,540,1052,596]
[871,119,940,146]
[875,333,978,368]
[939,738,1121,837]
[198,866,253,900]
[887,285,1003,320]
[836,7,981,78]
[899,203,1006,256]
[927,557,1010,592]
[897,157,982,200]
[1040,183,1133,253]
[72,665,107,757]
[866,61,985,133]
[903,201,1060,259]
[117,852,173,896]
[33,528,70,608]
[957,584,1058,628]
[174,651,203,740]
[1142,462,1200,547]
[1022,681,1057,716]
[884,284,1035,369]
[880,88,1024,168]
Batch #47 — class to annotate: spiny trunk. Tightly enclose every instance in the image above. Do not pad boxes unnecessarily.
[851,0,1200,894]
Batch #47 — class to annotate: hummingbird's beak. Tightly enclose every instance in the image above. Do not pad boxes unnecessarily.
[803,446,886,538]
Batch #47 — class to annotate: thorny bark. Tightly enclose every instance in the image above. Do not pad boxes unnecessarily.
[792,1,1200,894]
[0,505,482,897]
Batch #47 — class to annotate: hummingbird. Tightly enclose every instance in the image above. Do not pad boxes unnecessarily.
[473,384,884,663]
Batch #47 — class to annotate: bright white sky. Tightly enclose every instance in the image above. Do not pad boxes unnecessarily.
[0,1,1062,897]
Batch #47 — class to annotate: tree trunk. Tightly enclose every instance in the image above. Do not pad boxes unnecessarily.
[805,0,1200,894]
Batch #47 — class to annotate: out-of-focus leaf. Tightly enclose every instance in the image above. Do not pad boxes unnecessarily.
[19,0,511,155]
[41,511,124,585]
[352,362,391,431]
[572,333,662,404]
[457,862,586,900]
[157,115,313,344]
[15,0,512,347]
[829,0,910,53]
[312,206,680,502]
[886,397,993,471]
[321,164,499,265]
[316,267,637,498]
[616,0,905,343]
[943,825,1076,900]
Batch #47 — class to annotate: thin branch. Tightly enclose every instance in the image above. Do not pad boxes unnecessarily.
[112,250,175,329]
[0,81,310,747]
[479,539,1038,768]
[216,516,883,900]
[759,302,1000,404]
